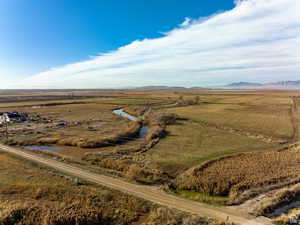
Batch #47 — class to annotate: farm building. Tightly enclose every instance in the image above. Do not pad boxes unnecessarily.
[0,112,28,124]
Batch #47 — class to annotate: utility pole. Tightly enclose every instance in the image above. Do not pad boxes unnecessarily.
[5,120,8,141]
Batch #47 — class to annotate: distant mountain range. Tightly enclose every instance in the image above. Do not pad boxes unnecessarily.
[226,80,300,89]
[267,80,300,86]
[226,82,263,87]
[132,86,206,91]
[132,80,300,90]
[133,86,187,90]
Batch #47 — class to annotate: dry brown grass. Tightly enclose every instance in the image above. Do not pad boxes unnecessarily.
[0,152,151,225]
[2,103,144,148]
[37,121,142,148]
[27,103,118,122]
[124,106,149,116]
[125,164,154,183]
[89,157,131,172]
[142,110,177,127]
[4,120,142,149]
[175,145,300,202]
[0,152,219,225]
[143,207,235,225]
[36,137,60,144]
[2,91,298,200]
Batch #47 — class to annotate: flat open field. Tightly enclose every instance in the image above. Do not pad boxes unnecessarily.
[1,89,300,220]
[0,96,168,108]
[0,91,295,174]
[146,120,275,171]
[161,95,294,140]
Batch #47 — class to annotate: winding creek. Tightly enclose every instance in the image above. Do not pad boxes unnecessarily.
[112,108,149,138]
[23,108,149,151]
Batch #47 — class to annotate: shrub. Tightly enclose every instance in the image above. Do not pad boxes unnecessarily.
[143,111,177,126]
[145,126,164,142]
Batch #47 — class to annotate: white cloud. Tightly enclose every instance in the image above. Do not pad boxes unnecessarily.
[180,17,192,27]
[12,0,300,88]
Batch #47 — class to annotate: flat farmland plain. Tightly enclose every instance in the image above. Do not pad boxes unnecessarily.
[1,90,300,223]
[161,95,294,140]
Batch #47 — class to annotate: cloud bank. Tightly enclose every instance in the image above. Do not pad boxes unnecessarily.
[14,0,300,88]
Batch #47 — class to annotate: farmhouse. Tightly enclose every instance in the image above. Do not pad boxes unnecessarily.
[0,112,28,124]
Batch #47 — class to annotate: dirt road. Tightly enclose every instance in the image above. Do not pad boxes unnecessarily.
[0,144,273,225]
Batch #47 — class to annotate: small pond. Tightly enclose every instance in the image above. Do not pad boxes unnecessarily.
[139,126,149,138]
[23,145,57,151]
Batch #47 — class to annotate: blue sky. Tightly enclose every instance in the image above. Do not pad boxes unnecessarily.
[0,0,299,88]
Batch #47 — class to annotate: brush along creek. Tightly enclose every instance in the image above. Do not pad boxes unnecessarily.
[22,108,149,151]
[112,108,149,138]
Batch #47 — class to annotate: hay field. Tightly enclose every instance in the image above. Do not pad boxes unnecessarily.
[162,95,294,139]
[0,94,169,108]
